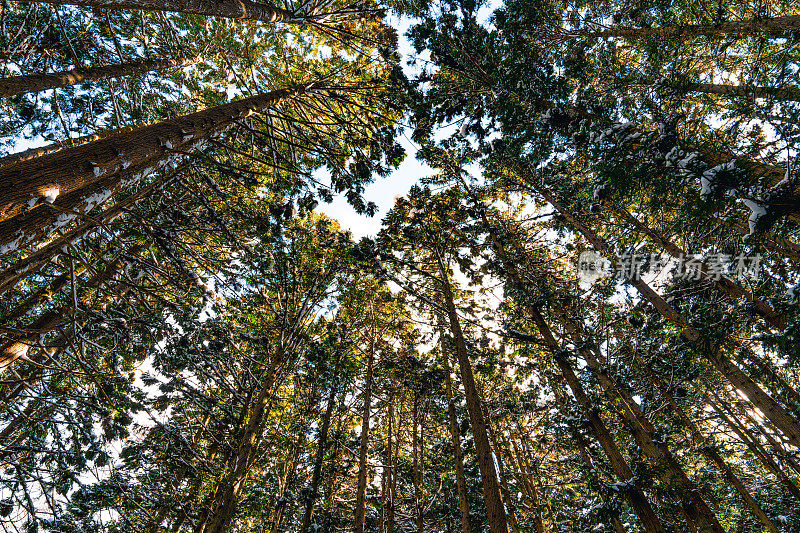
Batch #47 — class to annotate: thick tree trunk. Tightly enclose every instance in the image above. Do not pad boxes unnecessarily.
[0,84,311,227]
[300,385,337,533]
[435,253,509,533]
[566,16,800,40]
[552,310,724,532]
[529,307,668,533]
[441,332,472,533]
[630,350,779,532]
[353,333,375,533]
[17,0,310,24]
[0,56,201,97]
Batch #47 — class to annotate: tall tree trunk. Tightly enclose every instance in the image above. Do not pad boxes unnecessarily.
[630,349,779,532]
[606,201,784,329]
[19,0,316,24]
[560,15,800,40]
[514,172,800,448]
[441,330,472,533]
[0,55,201,97]
[200,348,286,533]
[507,429,546,533]
[529,307,668,533]
[435,253,509,533]
[0,83,312,227]
[704,392,800,502]
[386,392,396,533]
[300,384,338,533]
[412,395,424,533]
[551,309,724,532]
[353,332,375,533]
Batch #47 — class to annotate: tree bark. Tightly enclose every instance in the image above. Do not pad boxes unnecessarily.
[435,253,509,533]
[0,83,311,227]
[441,330,472,533]
[17,0,313,24]
[353,331,375,533]
[0,56,201,97]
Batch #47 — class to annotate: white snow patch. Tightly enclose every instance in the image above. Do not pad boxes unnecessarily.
[41,186,60,204]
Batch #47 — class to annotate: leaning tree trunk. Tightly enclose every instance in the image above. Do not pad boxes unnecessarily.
[512,170,800,449]
[0,83,314,230]
[18,0,313,24]
[353,332,375,533]
[530,310,667,533]
[200,349,286,533]
[559,15,800,40]
[435,252,509,533]
[630,349,779,532]
[0,56,201,97]
[550,309,725,532]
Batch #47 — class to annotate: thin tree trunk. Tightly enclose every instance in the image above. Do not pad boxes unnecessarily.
[561,15,800,40]
[0,55,201,97]
[0,83,312,227]
[630,350,779,532]
[386,392,396,533]
[529,306,668,533]
[300,384,337,533]
[18,0,313,24]
[200,348,285,533]
[412,395,424,533]
[607,202,784,329]
[441,329,472,533]
[704,392,800,502]
[353,331,375,533]
[551,310,725,532]
[435,253,509,533]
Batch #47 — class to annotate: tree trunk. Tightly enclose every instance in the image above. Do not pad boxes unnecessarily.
[300,384,337,533]
[412,395,424,533]
[353,332,375,533]
[704,392,800,502]
[529,307,668,533]
[552,310,724,532]
[0,244,143,372]
[0,56,201,97]
[628,350,778,532]
[441,331,472,533]
[435,253,509,533]
[607,202,784,329]
[0,83,311,227]
[564,15,800,40]
[518,174,800,448]
[387,392,396,533]
[18,0,314,24]
[200,349,285,533]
